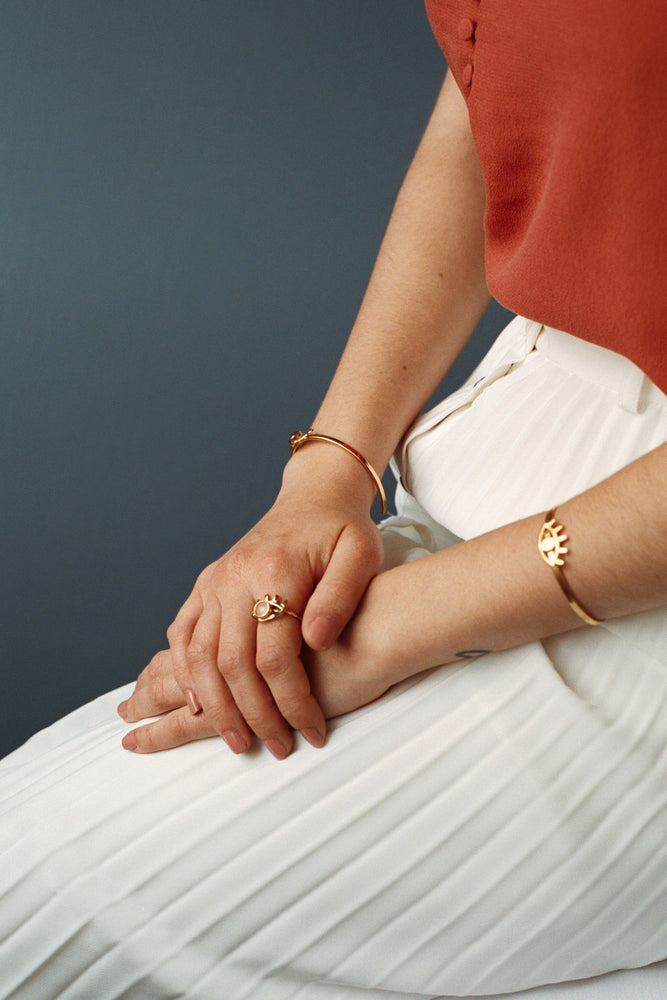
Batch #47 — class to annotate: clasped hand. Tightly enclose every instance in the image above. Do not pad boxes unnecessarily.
[118,472,386,757]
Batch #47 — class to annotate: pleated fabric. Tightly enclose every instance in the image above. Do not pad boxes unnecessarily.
[1,316,667,1000]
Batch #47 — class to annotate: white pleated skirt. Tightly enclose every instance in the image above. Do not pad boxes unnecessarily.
[2,317,667,1000]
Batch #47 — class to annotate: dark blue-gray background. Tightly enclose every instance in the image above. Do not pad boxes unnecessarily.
[1,1,511,759]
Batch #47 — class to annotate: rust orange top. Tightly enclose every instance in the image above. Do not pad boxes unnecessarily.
[425,0,667,391]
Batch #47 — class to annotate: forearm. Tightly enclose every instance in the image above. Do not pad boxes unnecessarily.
[361,443,667,684]
[307,72,488,477]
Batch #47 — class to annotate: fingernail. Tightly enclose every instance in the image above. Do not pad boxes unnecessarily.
[308,616,337,650]
[223,730,249,754]
[122,730,138,752]
[185,688,203,716]
[117,700,128,720]
[301,728,325,749]
[265,737,289,760]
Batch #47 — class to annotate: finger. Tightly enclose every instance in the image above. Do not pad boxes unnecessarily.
[186,598,255,754]
[117,649,177,720]
[255,615,325,748]
[136,647,175,691]
[181,596,221,703]
[120,648,173,703]
[166,589,203,706]
[122,706,218,754]
[302,524,382,650]
[215,599,296,759]
[121,668,185,723]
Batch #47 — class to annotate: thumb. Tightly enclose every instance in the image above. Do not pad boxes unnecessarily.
[302,524,382,650]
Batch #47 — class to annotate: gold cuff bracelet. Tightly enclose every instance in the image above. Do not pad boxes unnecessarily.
[289,428,387,515]
[537,510,603,626]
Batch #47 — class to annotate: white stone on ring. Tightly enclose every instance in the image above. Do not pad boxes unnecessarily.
[252,595,301,623]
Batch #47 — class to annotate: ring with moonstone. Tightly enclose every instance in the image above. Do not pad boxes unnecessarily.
[252,595,302,623]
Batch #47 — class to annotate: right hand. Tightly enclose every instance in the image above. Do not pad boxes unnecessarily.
[122,448,384,759]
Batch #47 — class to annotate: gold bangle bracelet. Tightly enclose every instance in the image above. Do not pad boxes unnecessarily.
[537,510,603,626]
[289,428,387,515]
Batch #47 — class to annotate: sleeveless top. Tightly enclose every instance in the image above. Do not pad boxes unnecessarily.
[424,0,667,392]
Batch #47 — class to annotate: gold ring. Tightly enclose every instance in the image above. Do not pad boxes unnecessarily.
[252,595,302,623]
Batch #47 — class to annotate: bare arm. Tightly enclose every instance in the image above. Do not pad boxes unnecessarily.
[304,70,488,477]
[291,70,490,653]
[308,442,667,720]
[119,72,493,755]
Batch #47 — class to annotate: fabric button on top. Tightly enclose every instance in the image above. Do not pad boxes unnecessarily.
[462,63,474,87]
[457,17,475,41]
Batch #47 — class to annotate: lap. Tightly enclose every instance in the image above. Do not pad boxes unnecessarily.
[2,614,666,997]
[2,318,667,999]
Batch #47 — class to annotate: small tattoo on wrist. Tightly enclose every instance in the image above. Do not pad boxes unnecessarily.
[455,649,491,659]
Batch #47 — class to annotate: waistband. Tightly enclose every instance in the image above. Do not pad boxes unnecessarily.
[535,325,667,414]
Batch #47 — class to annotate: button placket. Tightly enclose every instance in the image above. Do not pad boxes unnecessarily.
[456,0,480,90]
[458,4,477,90]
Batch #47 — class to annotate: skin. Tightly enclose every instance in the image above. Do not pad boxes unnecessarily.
[118,73,667,755]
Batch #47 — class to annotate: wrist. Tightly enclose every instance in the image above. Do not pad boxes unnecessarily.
[289,429,387,514]
[280,434,384,513]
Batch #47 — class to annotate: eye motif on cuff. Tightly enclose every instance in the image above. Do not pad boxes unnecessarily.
[538,517,568,567]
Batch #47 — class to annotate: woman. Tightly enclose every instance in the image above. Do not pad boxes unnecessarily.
[1,1,666,997]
